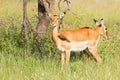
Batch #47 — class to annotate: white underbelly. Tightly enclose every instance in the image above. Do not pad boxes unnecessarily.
[70,41,88,51]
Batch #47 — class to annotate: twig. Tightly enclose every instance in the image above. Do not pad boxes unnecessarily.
[58,0,85,17]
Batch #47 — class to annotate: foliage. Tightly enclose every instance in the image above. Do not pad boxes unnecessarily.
[0,0,120,80]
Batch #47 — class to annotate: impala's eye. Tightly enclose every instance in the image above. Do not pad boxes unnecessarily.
[98,24,102,27]
[105,27,107,30]
[57,17,59,20]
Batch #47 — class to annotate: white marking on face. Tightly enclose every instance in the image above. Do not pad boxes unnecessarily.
[102,24,106,31]
[59,13,65,19]
[101,20,107,32]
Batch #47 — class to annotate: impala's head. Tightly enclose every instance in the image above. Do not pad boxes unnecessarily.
[51,15,59,27]
[94,19,109,40]
[50,12,66,27]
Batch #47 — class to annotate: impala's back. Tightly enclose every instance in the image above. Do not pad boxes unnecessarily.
[59,28,99,42]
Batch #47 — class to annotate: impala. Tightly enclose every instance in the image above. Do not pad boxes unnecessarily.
[51,13,109,66]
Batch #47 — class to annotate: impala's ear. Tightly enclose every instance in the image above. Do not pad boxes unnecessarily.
[59,12,66,19]
[93,19,100,26]
[93,19,97,23]
[101,18,103,21]
[100,18,104,25]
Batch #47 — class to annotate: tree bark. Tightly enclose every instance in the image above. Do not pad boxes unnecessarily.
[23,0,30,57]
[37,0,55,38]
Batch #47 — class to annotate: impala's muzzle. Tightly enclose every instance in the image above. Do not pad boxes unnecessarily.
[104,31,109,40]
[51,23,56,27]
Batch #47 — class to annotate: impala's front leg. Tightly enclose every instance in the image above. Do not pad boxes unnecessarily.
[65,50,70,65]
[89,47,102,64]
[61,52,65,66]
[94,49,102,64]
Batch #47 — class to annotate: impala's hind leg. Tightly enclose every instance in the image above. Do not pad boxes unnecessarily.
[85,49,94,61]
[88,47,102,64]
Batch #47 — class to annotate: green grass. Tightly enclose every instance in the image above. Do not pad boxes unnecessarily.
[0,0,120,80]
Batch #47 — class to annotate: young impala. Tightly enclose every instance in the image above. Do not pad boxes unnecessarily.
[51,13,109,66]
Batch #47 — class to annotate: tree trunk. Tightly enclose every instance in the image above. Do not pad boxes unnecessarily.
[23,0,30,57]
[37,0,55,38]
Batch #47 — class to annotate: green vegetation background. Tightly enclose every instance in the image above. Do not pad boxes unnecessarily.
[0,0,120,80]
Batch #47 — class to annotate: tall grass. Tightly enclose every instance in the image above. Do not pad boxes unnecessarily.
[0,0,120,80]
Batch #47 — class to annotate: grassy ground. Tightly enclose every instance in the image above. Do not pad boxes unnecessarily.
[0,0,120,80]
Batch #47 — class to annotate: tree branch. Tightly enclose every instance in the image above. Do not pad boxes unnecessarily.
[58,0,70,12]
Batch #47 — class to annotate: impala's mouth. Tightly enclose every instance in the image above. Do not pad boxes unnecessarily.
[106,37,109,40]
[101,34,109,40]
[104,35,109,40]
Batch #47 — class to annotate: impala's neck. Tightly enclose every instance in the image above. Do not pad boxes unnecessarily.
[95,26,102,34]
[52,26,59,43]
[53,26,58,35]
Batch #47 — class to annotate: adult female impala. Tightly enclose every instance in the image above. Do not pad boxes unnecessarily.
[51,13,109,66]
